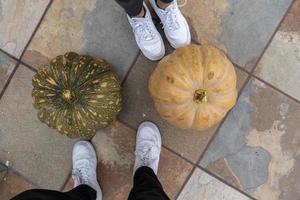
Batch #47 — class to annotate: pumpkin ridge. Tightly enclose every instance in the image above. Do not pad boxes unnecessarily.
[76,71,113,90]
[155,100,192,121]
[71,56,99,87]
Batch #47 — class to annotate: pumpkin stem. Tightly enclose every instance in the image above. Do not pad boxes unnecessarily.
[194,89,207,103]
[62,89,75,103]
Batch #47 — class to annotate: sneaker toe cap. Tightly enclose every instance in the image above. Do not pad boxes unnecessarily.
[168,31,191,48]
[141,40,165,60]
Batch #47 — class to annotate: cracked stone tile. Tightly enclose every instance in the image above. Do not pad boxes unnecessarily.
[179,0,292,71]
[0,52,16,93]
[0,171,33,199]
[200,78,300,200]
[88,121,193,200]
[0,65,76,190]
[177,168,250,200]
[0,0,50,57]
[22,0,139,81]
[119,50,248,163]
[255,0,300,101]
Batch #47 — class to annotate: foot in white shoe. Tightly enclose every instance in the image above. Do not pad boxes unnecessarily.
[72,141,102,200]
[134,122,162,175]
[150,0,191,48]
[127,3,165,61]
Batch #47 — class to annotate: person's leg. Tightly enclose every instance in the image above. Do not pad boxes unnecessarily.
[11,185,96,200]
[156,0,173,9]
[115,0,144,17]
[128,122,170,200]
[115,0,165,61]
[128,167,170,200]
[10,141,102,200]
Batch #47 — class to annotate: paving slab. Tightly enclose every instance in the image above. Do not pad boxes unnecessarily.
[0,66,76,190]
[179,0,292,71]
[22,0,139,81]
[177,168,250,200]
[119,49,248,163]
[255,0,300,101]
[87,121,193,200]
[0,0,50,57]
[0,52,17,93]
[200,78,300,200]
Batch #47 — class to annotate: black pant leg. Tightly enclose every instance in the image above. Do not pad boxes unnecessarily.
[115,0,144,17]
[128,166,170,200]
[11,185,96,200]
[160,0,174,3]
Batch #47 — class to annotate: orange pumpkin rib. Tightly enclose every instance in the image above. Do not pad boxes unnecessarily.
[169,103,198,129]
[155,99,193,121]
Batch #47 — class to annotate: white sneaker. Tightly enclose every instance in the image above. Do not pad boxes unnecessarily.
[72,141,102,200]
[134,122,162,175]
[127,3,165,61]
[149,0,191,48]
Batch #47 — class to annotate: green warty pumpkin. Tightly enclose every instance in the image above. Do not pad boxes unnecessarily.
[32,52,122,138]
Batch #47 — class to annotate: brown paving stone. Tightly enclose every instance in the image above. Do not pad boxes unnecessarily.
[279,0,300,32]
[0,52,17,94]
[178,0,292,71]
[63,176,74,192]
[255,0,300,101]
[0,0,50,57]
[22,0,139,81]
[0,171,34,199]
[119,51,248,163]
[200,78,300,200]
[91,121,193,200]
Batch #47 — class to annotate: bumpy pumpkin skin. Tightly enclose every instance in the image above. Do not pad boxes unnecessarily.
[148,44,237,131]
[32,52,122,138]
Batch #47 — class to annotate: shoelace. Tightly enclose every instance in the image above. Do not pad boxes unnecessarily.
[135,140,159,166]
[72,162,91,185]
[133,19,155,41]
[162,5,180,31]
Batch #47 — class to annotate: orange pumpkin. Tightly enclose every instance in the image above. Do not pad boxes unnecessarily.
[148,44,237,131]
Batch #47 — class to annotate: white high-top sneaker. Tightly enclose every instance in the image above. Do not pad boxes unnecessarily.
[134,122,162,175]
[72,141,102,200]
[127,3,165,61]
[149,0,191,48]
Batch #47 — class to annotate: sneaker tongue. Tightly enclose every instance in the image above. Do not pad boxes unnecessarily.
[136,140,159,160]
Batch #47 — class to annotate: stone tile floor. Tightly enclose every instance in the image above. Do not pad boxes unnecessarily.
[0,0,298,199]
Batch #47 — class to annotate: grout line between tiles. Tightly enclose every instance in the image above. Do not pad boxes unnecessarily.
[248,0,295,74]
[121,51,142,86]
[251,73,300,104]
[0,48,19,62]
[9,167,40,189]
[19,61,38,73]
[19,0,53,61]
[0,63,20,100]
[235,62,300,104]
[197,165,257,200]
[174,165,197,199]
